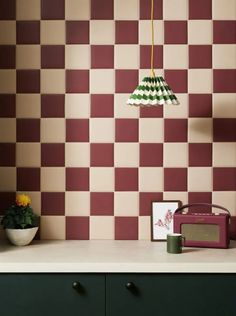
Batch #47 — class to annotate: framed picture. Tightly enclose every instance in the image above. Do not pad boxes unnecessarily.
[151,200,182,241]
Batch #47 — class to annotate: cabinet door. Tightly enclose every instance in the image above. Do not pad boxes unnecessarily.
[0,274,105,316]
[106,274,236,316]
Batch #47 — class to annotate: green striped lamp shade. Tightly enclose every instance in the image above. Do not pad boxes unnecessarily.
[127,76,180,106]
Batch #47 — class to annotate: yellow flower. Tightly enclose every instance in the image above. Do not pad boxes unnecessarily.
[16,194,31,207]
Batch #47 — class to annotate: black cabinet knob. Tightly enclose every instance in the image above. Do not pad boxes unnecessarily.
[125,282,135,290]
[72,281,81,290]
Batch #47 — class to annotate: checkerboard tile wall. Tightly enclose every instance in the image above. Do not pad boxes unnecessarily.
[0,0,235,240]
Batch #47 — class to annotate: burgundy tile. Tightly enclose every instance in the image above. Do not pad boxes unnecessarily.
[41,143,65,167]
[140,143,163,167]
[41,0,65,20]
[17,167,40,191]
[91,0,114,19]
[115,217,138,240]
[164,70,187,93]
[115,168,138,191]
[0,45,15,69]
[115,21,138,44]
[17,119,40,142]
[41,94,65,118]
[0,94,15,117]
[213,21,236,44]
[90,143,114,167]
[0,143,15,166]
[164,119,188,142]
[139,192,163,216]
[41,192,65,215]
[189,143,212,167]
[115,70,139,93]
[164,168,187,191]
[213,118,236,142]
[91,45,114,69]
[66,216,89,240]
[90,192,114,215]
[66,70,89,93]
[16,21,40,44]
[230,216,236,240]
[189,0,212,19]
[0,0,15,20]
[140,45,163,69]
[66,21,89,44]
[140,106,163,118]
[66,167,89,191]
[91,94,114,117]
[189,45,212,69]
[213,168,236,191]
[189,94,212,117]
[213,70,236,93]
[66,119,89,142]
[41,45,65,69]
[17,70,40,93]
[0,192,16,215]
[164,21,187,44]
[140,0,163,19]
[115,119,138,142]
[188,192,212,213]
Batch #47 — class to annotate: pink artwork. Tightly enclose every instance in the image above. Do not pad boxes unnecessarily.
[155,209,173,230]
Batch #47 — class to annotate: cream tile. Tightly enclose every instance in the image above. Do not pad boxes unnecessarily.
[163,0,188,20]
[139,21,164,45]
[139,118,163,142]
[164,143,188,167]
[90,167,114,192]
[139,69,164,82]
[114,143,139,167]
[212,0,236,19]
[188,118,213,143]
[114,94,139,118]
[41,118,65,143]
[90,69,114,94]
[212,192,236,216]
[65,45,90,69]
[90,118,114,143]
[0,22,16,44]
[114,192,139,216]
[40,216,65,240]
[41,167,65,192]
[0,119,16,142]
[213,94,236,118]
[16,143,40,167]
[41,70,65,94]
[139,216,151,240]
[16,0,40,20]
[164,45,188,69]
[16,94,40,118]
[139,167,163,191]
[164,94,188,118]
[65,0,90,20]
[115,45,139,69]
[65,192,90,216]
[65,143,90,167]
[90,216,114,240]
[16,45,40,69]
[90,21,114,45]
[188,167,212,191]
[114,0,139,20]
[26,192,41,216]
[0,167,16,191]
[163,192,188,204]
[41,21,65,44]
[65,94,90,118]
[188,69,212,93]
[0,70,16,93]
[188,21,212,44]
[213,143,236,167]
[213,45,236,69]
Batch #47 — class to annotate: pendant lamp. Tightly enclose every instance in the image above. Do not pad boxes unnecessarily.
[127,0,180,106]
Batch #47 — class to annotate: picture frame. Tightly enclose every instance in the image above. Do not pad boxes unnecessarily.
[151,200,182,241]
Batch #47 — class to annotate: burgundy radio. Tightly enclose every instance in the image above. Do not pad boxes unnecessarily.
[174,203,231,249]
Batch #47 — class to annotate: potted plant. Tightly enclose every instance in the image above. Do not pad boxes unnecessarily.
[1,194,39,246]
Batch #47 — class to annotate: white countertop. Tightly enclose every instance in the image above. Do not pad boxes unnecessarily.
[0,240,236,273]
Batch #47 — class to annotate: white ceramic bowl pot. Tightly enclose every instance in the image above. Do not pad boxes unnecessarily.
[6,227,38,246]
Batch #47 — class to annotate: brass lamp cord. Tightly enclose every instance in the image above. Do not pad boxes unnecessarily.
[151,0,156,78]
